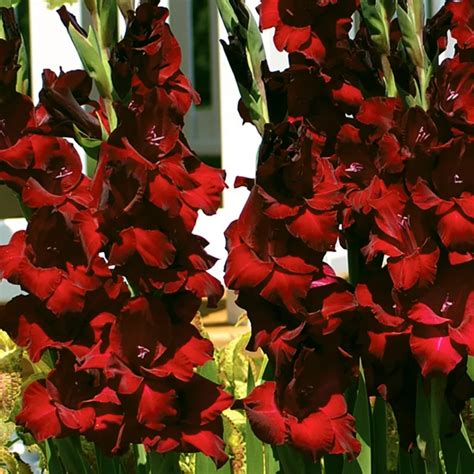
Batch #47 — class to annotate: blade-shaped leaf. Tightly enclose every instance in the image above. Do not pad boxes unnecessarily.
[147,452,180,474]
[66,23,113,99]
[372,396,387,474]
[275,444,321,474]
[343,362,371,474]
[54,437,93,474]
[245,365,265,473]
[97,0,118,49]
[133,445,148,474]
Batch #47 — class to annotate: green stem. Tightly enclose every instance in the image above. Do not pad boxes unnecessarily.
[54,437,93,474]
[133,445,149,474]
[45,440,65,474]
[90,7,117,132]
[95,445,124,474]
[416,65,431,111]
[147,452,181,474]
[381,55,397,98]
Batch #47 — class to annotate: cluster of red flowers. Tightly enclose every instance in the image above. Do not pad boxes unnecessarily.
[225,0,365,460]
[225,0,474,459]
[0,3,231,465]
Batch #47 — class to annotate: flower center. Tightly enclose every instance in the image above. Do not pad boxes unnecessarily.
[137,345,151,359]
[397,214,418,254]
[54,166,74,179]
[440,294,453,314]
[345,162,364,173]
[415,126,430,144]
[446,89,459,102]
[146,126,164,146]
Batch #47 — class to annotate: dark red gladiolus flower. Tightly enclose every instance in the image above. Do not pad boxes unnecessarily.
[144,375,233,467]
[110,1,198,113]
[412,179,474,256]
[431,56,474,134]
[16,351,120,443]
[32,69,101,139]
[363,191,440,291]
[445,0,474,52]
[0,92,34,151]
[80,296,213,385]
[408,260,474,376]
[244,349,360,460]
[91,142,225,304]
[355,268,410,364]
[0,295,117,362]
[0,3,229,465]
[256,123,342,252]
[259,0,358,63]
[225,189,319,313]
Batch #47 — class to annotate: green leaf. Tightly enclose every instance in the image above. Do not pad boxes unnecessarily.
[117,0,134,19]
[467,356,474,380]
[343,362,371,474]
[398,449,416,474]
[15,33,29,95]
[45,0,78,8]
[440,389,474,474]
[264,444,280,474]
[95,446,124,474]
[216,0,269,133]
[73,124,103,161]
[396,3,426,69]
[324,454,343,474]
[415,377,442,474]
[360,0,392,54]
[133,445,148,474]
[198,356,219,384]
[54,437,93,474]
[0,0,21,6]
[275,444,321,474]
[148,452,181,474]
[45,439,65,474]
[245,411,265,473]
[67,23,113,99]
[195,453,219,474]
[97,0,118,49]
[372,397,387,474]
[215,0,239,32]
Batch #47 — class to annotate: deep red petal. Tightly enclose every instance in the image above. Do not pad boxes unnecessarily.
[243,382,287,445]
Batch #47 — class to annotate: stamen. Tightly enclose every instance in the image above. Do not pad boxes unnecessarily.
[345,162,364,173]
[416,126,430,143]
[440,294,453,313]
[55,166,74,179]
[137,345,150,359]
[446,89,459,101]
[146,126,165,146]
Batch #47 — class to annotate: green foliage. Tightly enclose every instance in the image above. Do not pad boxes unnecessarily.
[66,23,113,100]
[97,0,118,49]
[360,0,394,55]
[117,0,134,19]
[216,0,269,134]
[415,377,443,473]
[0,0,21,7]
[45,0,78,9]
[372,397,388,474]
[343,362,372,474]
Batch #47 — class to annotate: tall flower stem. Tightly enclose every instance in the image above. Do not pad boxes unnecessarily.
[89,5,117,131]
